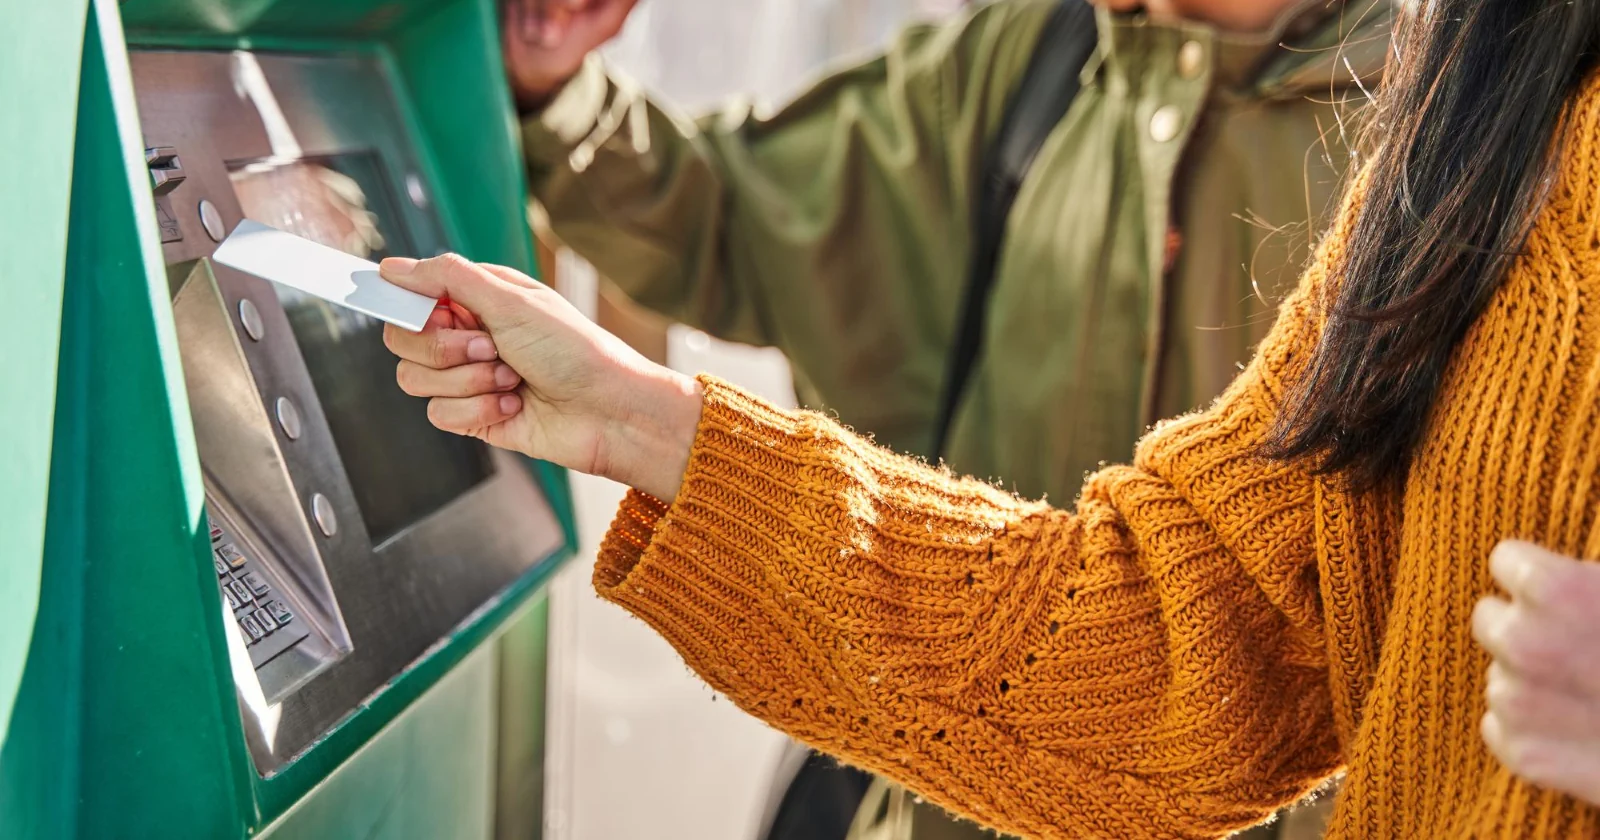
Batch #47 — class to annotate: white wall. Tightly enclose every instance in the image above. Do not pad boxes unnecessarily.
[541,2,960,839]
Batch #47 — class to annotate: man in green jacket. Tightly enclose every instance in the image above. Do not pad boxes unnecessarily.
[507,0,1390,836]
[512,0,1387,501]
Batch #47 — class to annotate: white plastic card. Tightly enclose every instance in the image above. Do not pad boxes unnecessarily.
[211,220,437,332]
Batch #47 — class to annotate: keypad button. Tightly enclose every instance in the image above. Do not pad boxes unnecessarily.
[230,580,254,605]
[222,585,240,610]
[311,493,338,537]
[242,572,270,597]
[264,600,294,626]
[213,556,229,576]
[216,543,246,569]
[253,608,278,633]
[275,397,303,441]
[238,298,265,342]
[240,615,265,642]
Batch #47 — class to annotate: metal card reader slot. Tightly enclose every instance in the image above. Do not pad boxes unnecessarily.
[145,145,185,243]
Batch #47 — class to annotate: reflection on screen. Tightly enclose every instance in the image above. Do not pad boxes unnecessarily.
[230,153,490,544]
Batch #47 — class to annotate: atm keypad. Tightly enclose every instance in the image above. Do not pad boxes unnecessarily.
[207,514,311,668]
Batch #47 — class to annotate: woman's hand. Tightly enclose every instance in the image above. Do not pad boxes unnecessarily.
[379,253,703,501]
[1472,541,1600,805]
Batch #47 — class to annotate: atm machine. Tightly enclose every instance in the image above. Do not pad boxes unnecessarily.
[0,1,576,837]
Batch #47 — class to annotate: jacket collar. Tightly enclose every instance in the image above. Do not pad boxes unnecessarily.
[1096,0,1392,98]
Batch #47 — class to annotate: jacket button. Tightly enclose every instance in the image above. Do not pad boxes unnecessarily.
[1149,105,1184,142]
[1178,40,1205,79]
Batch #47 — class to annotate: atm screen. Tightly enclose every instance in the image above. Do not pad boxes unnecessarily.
[230,153,491,544]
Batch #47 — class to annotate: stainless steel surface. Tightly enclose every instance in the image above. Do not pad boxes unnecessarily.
[154,195,183,243]
[199,198,225,241]
[238,298,264,341]
[133,49,566,777]
[310,492,336,537]
[172,262,350,711]
[275,395,303,440]
[148,145,186,244]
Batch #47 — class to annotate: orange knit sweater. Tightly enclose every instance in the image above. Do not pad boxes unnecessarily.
[594,78,1600,840]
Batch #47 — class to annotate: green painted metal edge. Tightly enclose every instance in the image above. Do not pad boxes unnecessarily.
[117,0,440,38]
[80,2,250,836]
[493,595,552,839]
[256,634,503,840]
[4,2,249,837]
[0,0,90,750]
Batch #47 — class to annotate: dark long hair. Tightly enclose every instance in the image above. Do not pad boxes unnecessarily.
[1267,0,1600,488]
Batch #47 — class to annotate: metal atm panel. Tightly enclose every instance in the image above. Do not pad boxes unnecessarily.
[131,48,565,774]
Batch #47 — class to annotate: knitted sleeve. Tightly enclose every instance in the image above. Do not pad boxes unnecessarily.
[592,208,1354,840]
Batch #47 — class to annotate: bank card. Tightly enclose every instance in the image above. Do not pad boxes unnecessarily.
[212,220,437,332]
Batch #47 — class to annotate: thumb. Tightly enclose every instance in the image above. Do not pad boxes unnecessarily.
[380,254,520,324]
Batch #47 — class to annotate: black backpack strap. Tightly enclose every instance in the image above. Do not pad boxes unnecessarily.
[926,0,1099,460]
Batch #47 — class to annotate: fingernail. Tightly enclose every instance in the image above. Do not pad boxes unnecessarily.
[494,363,520,388]
[381,257,418,276]
[1512,559,1539,597]
[1477,598,1513,645]
[499,394,522,415]
[467,336,498,362]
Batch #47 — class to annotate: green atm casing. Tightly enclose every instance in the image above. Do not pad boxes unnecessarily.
[0,1,577,837]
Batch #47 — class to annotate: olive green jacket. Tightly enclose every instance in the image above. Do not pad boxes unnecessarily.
[523,0,1391,502]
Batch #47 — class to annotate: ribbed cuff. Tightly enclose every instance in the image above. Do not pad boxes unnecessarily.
[594,490,669,591]
[592,376,813,608]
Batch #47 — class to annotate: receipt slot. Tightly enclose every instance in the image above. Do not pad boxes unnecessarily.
[1,2,576,838]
